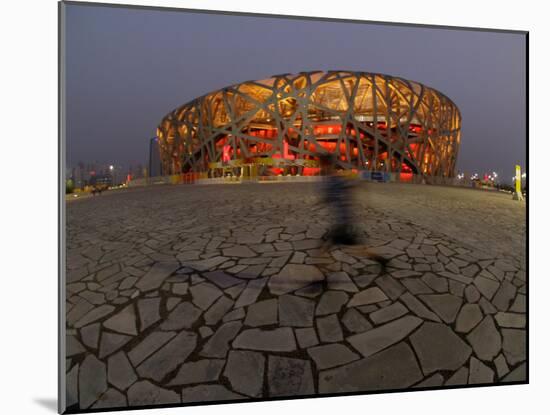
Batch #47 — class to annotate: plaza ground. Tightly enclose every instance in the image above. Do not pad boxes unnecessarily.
[64,182,527,410]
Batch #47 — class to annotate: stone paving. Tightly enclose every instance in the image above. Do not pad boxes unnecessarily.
[64,182,527,411]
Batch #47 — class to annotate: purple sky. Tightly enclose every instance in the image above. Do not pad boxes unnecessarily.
[64,3,526,182]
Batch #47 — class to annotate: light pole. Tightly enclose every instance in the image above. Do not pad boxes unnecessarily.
[512,165,524,201]
[109,164,115,186]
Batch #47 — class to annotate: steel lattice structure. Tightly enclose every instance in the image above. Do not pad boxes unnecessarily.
[157,71,461,177]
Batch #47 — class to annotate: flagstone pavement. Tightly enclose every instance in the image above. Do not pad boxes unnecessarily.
[64,182,526,411]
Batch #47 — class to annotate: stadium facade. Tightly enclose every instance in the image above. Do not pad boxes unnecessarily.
[156,71,461,178]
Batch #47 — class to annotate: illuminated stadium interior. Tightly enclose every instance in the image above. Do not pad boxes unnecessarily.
[157,71,461,179]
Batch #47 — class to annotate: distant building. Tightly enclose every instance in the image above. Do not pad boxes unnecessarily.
[149,137,162,177]
[156,70,461,178]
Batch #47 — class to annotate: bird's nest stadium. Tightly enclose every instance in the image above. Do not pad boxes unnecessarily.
[156,71,461,180]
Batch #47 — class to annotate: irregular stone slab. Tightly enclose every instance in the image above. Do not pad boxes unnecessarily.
[331,249,357,264]
[268,254,290,268]
[400,278,434,295]
[244,298,278,327]
[445,366,469,385]
[347,315,422,358]
[342,308,373,334]
[237,264,268,279]
[366,245,404,258]
[295,327,319,348]
[491,280,517,311]
[410,322,472,374]
[79,290,106,305]
[353,273,378,288]
[66,363,79,408]
[348,287,388,307]
[201,321,243,358]
[234,277,268,308]
[502,328,526,365]
[464,285,481,303]
[251,243,275,254]
[91,388,127,409]
[319,342,422,393]
[176,250,201,261]
[268,264,324,295]
[223,307,245,322]
[494,354,510,378]
[387,258,411,270]
[96,263,120,282]
[107,351,137,391]
[181,385,244,403]
[421,273,448,293]
[455,303,483,333]
[127,380,180,406]
[166,297,180,311]
[399,292,441,322]
[437,271,472,285]
[79,355,107,409]
[487,265,504,281]
[461,263,480,278]
[202,270,242,288]
[374,275,406,300]
[418,294,462,324]
[67,299,95,327]
[468,357,494,384]
[224,350,265,397]
[223,245,257,258]
[168,359,225,385]
[473,275,499,300]
[495,312,526,328]
[294,282,323,298]
[128,331,176,366]
[279,294,315,327]
[494,259,517,272]
[172,283,188,295]
[67,335,86,357]
[510,294,526,313]
[161,302,202,331]
[268,356,314,397]
[316,291,348,316]
[391,270,422,279]
[479,297,498,314]
[187,256,229,271]
[74,305,115,328]
[137,297,161,332]
[236,233,264,244]
[225,282,246,300]
[136,261,179,292]
[103,304,137,336]
[99,332,132,359]
[326,272,358,292]
[190,283,223,311]
[317,314,344,343]
[502,362,526,382]
[369,302,408,325]
[293,239,324,250]
[137,331,197,382]
[308,343,359,370]
[117,278,139,293]
[199,326,213,338]
[204,296,234,325]
[413,373,444,388]
[233,327,296,352]
[466,315,501,361]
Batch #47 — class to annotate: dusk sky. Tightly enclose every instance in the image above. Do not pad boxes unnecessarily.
[65,3,526,182]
